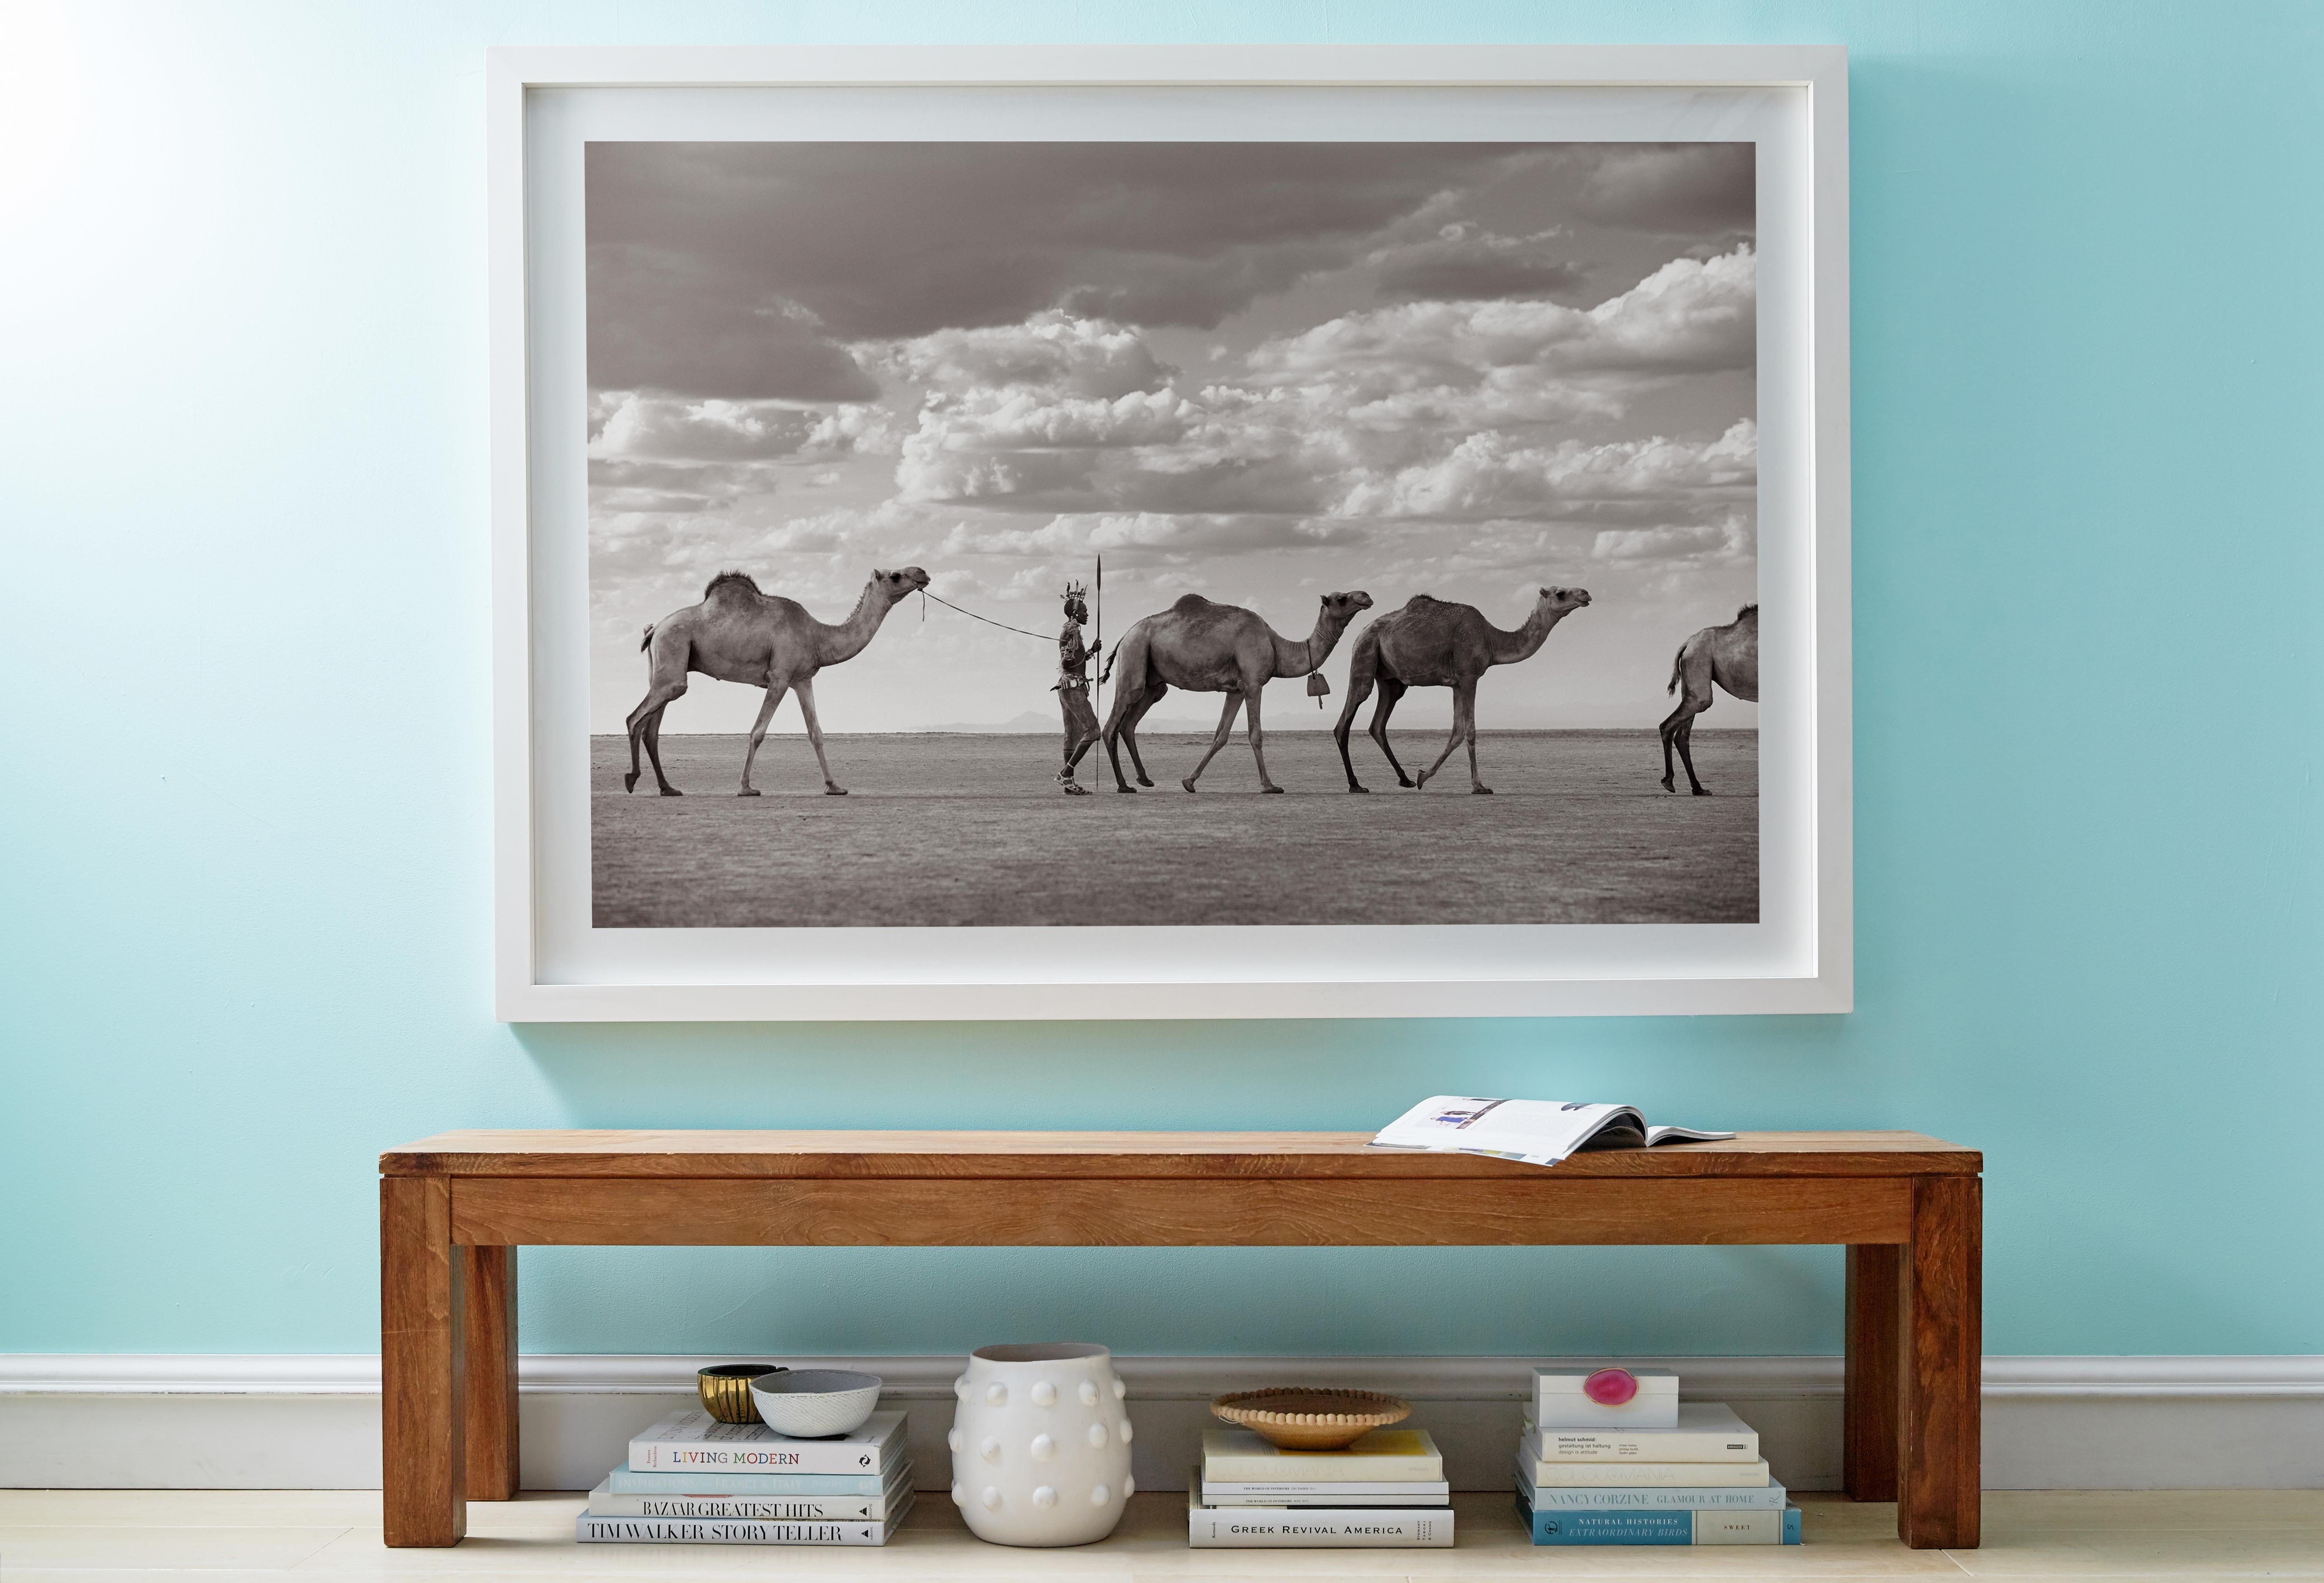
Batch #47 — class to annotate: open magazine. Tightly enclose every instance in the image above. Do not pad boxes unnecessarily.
[1371,1096,1736,1169]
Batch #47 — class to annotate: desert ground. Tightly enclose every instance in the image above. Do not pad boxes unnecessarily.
[591,729,1755,928]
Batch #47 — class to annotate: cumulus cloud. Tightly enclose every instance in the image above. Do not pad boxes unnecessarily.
[1336,419,1757,522]
[942,511,1364,567]
[1247,245,1756,392]
[872,313,1176,400]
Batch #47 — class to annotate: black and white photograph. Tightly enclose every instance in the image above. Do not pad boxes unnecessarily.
[586,139,1760,929]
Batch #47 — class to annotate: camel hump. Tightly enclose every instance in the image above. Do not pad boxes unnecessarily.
[1170,593,1215,616]
[1735,602,1759,622]
[1402,593,1451,613]
[703,569,762,604]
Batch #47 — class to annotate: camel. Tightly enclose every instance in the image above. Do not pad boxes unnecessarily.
[1100,590,1374,794]
[1658,603,1758,795]
[1333,586,1593,795]
[623,566,931,797]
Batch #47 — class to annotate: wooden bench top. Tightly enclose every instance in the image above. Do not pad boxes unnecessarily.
[382,1129,1978,1180]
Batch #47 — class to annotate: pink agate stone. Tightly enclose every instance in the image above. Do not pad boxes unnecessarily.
[1582,1367,1639,1406]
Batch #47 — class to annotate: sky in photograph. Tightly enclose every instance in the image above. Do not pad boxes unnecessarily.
[586,141,1758,734]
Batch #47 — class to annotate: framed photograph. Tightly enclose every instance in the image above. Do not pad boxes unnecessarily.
[490,45,1850,1020]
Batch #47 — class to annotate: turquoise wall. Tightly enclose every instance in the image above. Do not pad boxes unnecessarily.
[3,0,2319,1362]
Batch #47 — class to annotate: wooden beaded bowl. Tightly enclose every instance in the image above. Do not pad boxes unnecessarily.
[1211,1387,1411,1450]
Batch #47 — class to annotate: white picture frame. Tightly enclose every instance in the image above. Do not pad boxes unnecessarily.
[489,44,1850,1021]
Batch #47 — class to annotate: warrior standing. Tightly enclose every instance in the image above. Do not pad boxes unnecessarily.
[1054,581,1101,795]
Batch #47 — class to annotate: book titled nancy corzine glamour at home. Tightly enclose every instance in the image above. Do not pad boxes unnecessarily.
[1372,1097,1735,1169]
[627,1409,906,1473]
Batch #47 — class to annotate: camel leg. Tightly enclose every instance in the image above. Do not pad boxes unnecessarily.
[1121,685,1163,787]
[1674,713,1710,796]
[1183,692,1244,793]
[1415,688,1470,790]
[624,681,687,795]
[791,677,847,796]
[737,682,789,796]
[1102,676,1149,792]
[1370,679,1415,788]
[1243,683,1284,794]
[1455,679,1490,794]
[1333,656,1377,792]
[1658,693,1711,794]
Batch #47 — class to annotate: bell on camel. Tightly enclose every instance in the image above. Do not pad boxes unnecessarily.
[1306,672,1331,709]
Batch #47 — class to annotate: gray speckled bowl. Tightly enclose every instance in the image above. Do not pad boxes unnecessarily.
[749,1368,883,1438]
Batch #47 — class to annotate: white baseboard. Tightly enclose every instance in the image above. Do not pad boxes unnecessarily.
[3,1354,2319,1492]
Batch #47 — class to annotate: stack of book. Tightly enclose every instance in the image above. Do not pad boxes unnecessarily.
[1516,1368,1800,1546]
[1188,1426,1453,1548]
[575,1408,914,1547]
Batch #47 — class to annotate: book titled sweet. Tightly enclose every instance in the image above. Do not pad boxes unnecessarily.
[1189,1479,1452,1548]
[1517,1472,1790,1511]
[576,1491,912,1546]
[1200,1427,1442,1484]
[1519,1489,1800,1546]
[583,1470,908,1522]
[1523,1402,1761,1462]
[1372,1096,1733,1169]
[1521,1455,1772,1489]
[627,1409,906,1473]
[605,1463,893,1497]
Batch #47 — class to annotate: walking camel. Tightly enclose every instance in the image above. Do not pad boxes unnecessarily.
[1658,603,1758,795]
[623,566,931,798]
[1101,590,1374,793]
[1333,586,1593,794]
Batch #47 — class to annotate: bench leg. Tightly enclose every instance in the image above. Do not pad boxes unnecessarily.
[382,1176,466,1546]
[1898,1175,1981,1548]
[462,1245,520,1500]
[1843,1243,1901,1501]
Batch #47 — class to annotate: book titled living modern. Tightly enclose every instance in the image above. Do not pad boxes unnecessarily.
[627,1409,906,1473]
[603,1463,894,1497]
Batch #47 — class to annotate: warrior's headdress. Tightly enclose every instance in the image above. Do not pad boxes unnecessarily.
[1062,579,1088,602]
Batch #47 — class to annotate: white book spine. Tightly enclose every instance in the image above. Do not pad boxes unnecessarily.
[1524,1457,1772,1488]
[575,1513,898,1546]
[1189,1509,1455,1548]
[1517,1471,1790,1510]
[586,1490,899,1522]
[627,1410,903,1475]
[1523,1427,1760,1462]
[1203,1481,1451,1499]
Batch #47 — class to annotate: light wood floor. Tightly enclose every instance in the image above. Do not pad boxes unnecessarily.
[1,1489,2320,1578]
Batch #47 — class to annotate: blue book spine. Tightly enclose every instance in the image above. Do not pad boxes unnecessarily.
[1518,1493,1802,1546]
[607,1464,895,1497]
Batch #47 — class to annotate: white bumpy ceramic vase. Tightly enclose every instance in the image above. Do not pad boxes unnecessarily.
[949,1343,1134,1546]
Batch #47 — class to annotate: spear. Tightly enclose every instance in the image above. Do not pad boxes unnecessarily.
[1094,553,1104,718]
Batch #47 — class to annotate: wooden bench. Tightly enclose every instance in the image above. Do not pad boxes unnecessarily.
[379,1129,1980,1549]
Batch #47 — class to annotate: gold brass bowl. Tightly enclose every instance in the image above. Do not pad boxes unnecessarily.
[697,1364,785,1424]
[1211,1387,1411,1450]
